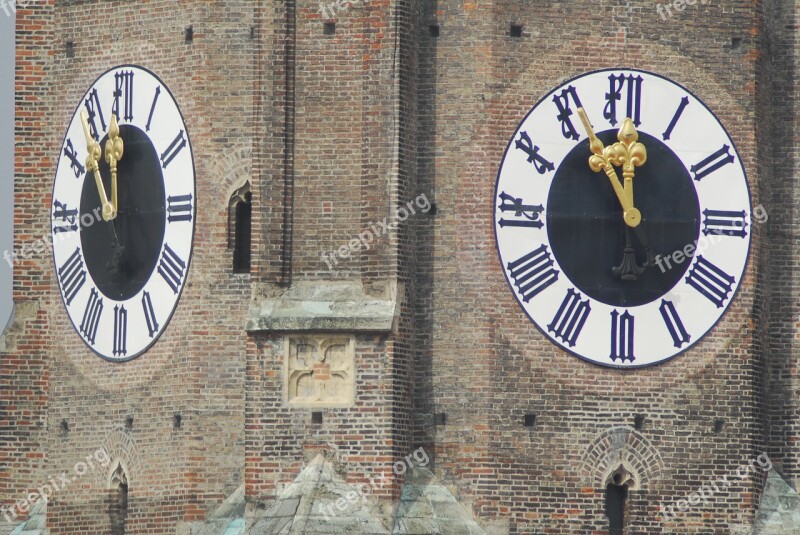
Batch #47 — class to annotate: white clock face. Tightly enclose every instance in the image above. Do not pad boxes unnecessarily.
[52,65,196,362]
[494,68,751,368]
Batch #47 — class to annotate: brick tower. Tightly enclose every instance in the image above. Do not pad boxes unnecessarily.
[3,1,800,534]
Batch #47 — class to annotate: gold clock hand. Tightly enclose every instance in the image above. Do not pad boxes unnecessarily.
[576,108,641,228]
[79,110,116,221]
[607,118,647,206]
[105,114,124,215]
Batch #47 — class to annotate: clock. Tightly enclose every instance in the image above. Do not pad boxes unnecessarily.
[494,68,751,368]
[52,65,196,362]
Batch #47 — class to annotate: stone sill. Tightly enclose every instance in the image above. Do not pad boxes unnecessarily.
[246,281,400,334]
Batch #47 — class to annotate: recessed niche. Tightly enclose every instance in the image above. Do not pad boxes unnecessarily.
[524,414,536,428]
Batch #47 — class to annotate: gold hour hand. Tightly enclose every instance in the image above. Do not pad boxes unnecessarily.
[79,110,116,221]
[576,107,640,228]
[105,114,124,214]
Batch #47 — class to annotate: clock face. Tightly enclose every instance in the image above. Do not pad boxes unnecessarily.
[494,68,751,368]
[52,65,196,362]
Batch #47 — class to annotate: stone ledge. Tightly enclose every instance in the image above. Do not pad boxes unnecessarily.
[246,281,401,334]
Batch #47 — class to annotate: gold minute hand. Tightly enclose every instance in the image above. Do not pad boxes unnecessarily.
[607,118,647,207]
[576,107,641,228]
[105,114,124,215]
[79,110,116,221]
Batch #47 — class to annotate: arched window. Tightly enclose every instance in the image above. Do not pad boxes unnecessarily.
[229,183,252,274]
[605,467,632,535]
[109,463,128,535]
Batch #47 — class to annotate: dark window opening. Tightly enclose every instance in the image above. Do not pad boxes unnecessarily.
[109,465,128,535]
[605,480,628,535]
[233,192,252,273]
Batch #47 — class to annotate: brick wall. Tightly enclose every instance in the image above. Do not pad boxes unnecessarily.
[8,0,254,532]
[414,0,767,533]
[4,0,791,533]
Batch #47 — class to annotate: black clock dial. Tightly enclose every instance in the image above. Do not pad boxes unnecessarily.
[80,125,166,301]
[53,65,195,361]
[546,130,700,308]
[494,68,752,367]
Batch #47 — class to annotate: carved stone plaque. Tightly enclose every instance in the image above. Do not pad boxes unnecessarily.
[285,336,355,408]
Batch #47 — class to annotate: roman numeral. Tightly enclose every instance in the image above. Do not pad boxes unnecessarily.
[158,244,187,294]
[497,192,543,229]
[112,70,135,122]
[702,209,748,238]
[515,131,555,175]
[142,291,160,338]
[552,85,584,141]
[609,310,635,363]
[146,86,161,132]
[63,139,85,178]
[686,255,735,308]
[548,288,591,347]
[506,244,559,302]
[662,96,690,140]
[167,194,194,223]
[603,73,643,127]
[690,145,735,181]
[84,88,106,141]
[161,130,187,169]
[659,299,690,349]
[53,200,78,234]
[58,247,87,306]
[80,288,103,345]
[113,305,128,357]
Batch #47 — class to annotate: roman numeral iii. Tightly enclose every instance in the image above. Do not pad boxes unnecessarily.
[702,209,748,238]
[167,194,194,223]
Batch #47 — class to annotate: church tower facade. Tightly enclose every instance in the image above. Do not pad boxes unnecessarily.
[3,1,799,534]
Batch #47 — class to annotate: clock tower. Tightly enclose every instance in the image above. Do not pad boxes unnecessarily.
[3,1,800,534]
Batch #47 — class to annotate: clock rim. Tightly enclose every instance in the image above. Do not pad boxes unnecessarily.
[50,63,197,364]
[492,67,753,370]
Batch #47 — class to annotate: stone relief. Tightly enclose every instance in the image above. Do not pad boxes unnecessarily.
[285,336,355,408]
